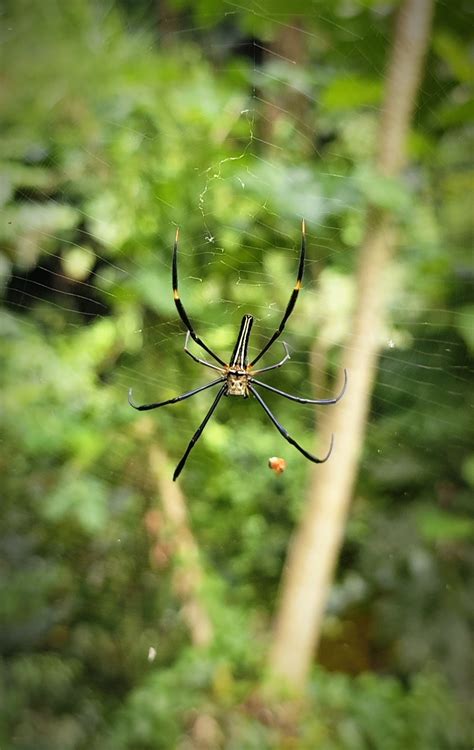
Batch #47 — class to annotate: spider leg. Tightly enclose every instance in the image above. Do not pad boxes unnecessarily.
[184,331,226,373]
[173,229,226,367]
[251,342,291,375]
[128,376,224,411]
[173,384,227,481]
[249,220,306,368]
[249,384,334,464]
[251,368,347,405]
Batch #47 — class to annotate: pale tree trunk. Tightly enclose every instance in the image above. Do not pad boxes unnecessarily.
[267,0,434,691]
[147,444,213,648]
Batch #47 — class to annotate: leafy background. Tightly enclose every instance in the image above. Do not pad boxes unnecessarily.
[1,1,473,748]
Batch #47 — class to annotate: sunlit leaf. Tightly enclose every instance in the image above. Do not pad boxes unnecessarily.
[417,507,474,543]
[323,75,383,110]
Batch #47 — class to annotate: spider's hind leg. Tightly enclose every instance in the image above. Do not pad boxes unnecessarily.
[249,384,334,464]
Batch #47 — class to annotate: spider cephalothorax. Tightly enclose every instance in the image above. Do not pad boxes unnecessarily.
[224,313,253,397]
[129,221,347,480]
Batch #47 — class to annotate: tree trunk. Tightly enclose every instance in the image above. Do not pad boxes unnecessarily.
[267,0,434,691]
[148,444,213,648]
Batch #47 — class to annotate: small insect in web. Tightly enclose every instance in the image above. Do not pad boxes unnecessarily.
[268,456,287,475]
[129,220,347,481]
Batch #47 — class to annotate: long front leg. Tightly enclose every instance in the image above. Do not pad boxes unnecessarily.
[173,384,226,481]
[249,220,306,368]
[128,377,224,411]
[173,229,226,367]
[249,385,333,463]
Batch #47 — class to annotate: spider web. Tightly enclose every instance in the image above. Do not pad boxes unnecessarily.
[2,0,473,706]
[4,2,471,470]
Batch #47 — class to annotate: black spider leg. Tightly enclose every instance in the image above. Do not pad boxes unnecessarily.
[248,384,334,464]
[173,229,226,367]
[249,220,306,368]
[251,368,348,405]
[184,331,225,373]
[251,342,290,375]
[128,376,224,411]
[173,384,227,481]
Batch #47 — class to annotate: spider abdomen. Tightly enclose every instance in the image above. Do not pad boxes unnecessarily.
[226,370,250,397]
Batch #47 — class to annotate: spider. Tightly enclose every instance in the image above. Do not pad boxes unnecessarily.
[129,220,347,481]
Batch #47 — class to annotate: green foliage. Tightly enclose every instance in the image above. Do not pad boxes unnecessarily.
[104,660,469,749]
[1,1,473,748]
[322,75,383,111]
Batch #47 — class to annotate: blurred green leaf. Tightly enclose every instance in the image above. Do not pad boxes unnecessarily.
[461,455,474,488]
[42,475,109,534]
[434,98,474,127]
[455,305,474,352]
[416,507,474,543]
[434,32,474,83]
[353,164,412,213]
[323,75,383,110]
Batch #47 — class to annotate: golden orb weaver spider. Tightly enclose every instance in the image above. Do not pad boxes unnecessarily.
[129,220,347,480]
